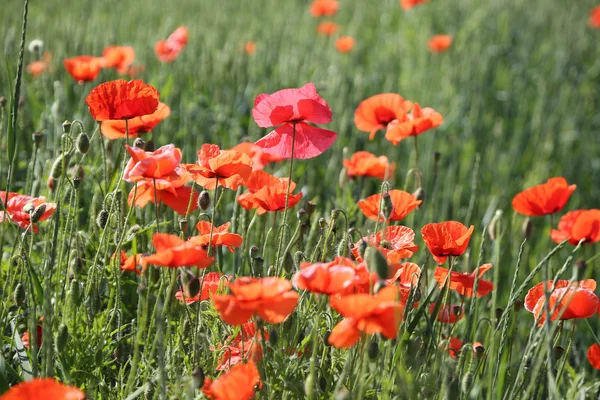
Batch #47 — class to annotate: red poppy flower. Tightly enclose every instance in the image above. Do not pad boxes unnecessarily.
[101,46,135,74]
[176,272,228,305]
[183,144,252,191]
[344,151,396,181]
[444,337,483,359]
[358,190,422,222]
[155,26,188,63]
[101,102,170,140]
[588,343,600,370]
[142,233,214,269]
[112,250,143,275]
[128,180,197,215]
[428,35,453,53]
[292,256,360,295]
[229,142,285,171]
[335,36,355,53]
[421,221,474,264]
[386,262,421,303]
[434,264,494,298]
[63,55,103,82]
[202,360,261,400]
[252,82,337,159]
[589,6,600,28]
[354,93,413,140]
[21,323,42,350]
[0,191,56,232]
[244,41,256,55]
[524,280,599,326]
[550,209,600,245]
[310,0,339,17]
[512,177,576,217]
[27,52,52,77]
[86,79,159,121]
[401,0,428,9]
[429,304,464,323]
[123,144,184,183]
[0,378,85,400]
[214,322,267,371]
[212,277,299,326]
[328,285,404,348]
[384,103,443,145]
[193,221,243,252]
[237,170,302,214]
[316,21,340,36]
[352,226,419,264]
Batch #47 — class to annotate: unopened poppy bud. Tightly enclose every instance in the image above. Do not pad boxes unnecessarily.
[339,167,348,188]
[336,235,348,257]
[513,299,523,313]
[96,210,109,229]
[198,190,210,211]
[179,218,188,233]
[62,120,72,134]
[358,239,368,259]
[461,371,473,393]
[495,308,504,321]
[32,131,44,145]
[368,341,380,360]
[365,247,389,280]
[133,137,146,149]
[127,224,141,237]
[14,283,26,307]
[280,251,294,273]
[22,201,35,214]
[324,330,331,346]
[186,277,201,299]
[297,208,307,224]
[69,280,82,304]
[269,328,279,346]
[305,201,317,217]
[319,376,327,391]
[30,203,46,223]
[75,132,90,154]
[69,255,83,278]
[191,367,205,389]
[381,192,393,219]
[50,154,66,179]
[474,345,485,357]
[522,217,533,240]
[47,177,56,192]
[56,323,69,352]
[145,139,155,152]
[330,209,341,221]
[294,251,305,266]
[304,374,315,397]
[553,346,565,361]
[298,330,306,344]
[412,187,425,203]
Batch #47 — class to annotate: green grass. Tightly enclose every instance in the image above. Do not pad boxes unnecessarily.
[1,0,599,398]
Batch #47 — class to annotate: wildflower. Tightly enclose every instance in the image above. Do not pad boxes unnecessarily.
[123,144,185,184]
[128,180,197,215]
[28,39,44,53]
[352,226,419,264]
[328,285,404,348]
[113,250,143,275]
[101,46,135,74]
[310,0,339,17]
[183,144,252,190]
[202,360,261,400]
[358,190,421,222]
[445,337,483,359]
[244,41,256,55]
[428,35,453,53]
[512,177,576,217]
[429,304,464,323]
[63,55,103,82]
[384,103,443,145]
[524,280,599,326]
[0,378,84,400]
[100,102,171,140]
[214,322,266,370]
[550,209,600,245]
[21,322,42,350]
[155,26,188,62]
[212,277,299,325]
[354,93,413,140]
[588,343,600,370]
[343,151,396,180]
[252,82,337,159]
[292,257,360,295]
[433,264,494,297]
[176,272,228,304]
[0,192,56,233]
[229,142,285,171]
[316,21,340,36]
[142,233,214,269]
[335,36,355,53]
[421,221,474,264]
[86,79,159,121]
[237,170,302,214]
[589,6,600,28]
[401,0,428,9]
[193,221,243,252]
[26,52,52,77]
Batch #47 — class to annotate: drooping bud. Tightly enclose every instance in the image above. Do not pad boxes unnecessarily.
[461,371,473,393]
[185,276,201,299]
[487,210,502,241]
[96,210,109,229]
[198,190,210,211]
[367,341,380,360]
[56,323,69,352]
[14,283,26,307]
[294,251,305,267]
[365,247,389,280]
[75,132,90,154]
[358,239,368,259]
[133,137,146,149]
[30,204,46,223]
[249,246,260,259]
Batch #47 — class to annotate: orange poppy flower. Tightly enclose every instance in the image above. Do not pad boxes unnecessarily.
[86,79,159,122]
[387,262,421,284]
[292,256,360,295]
[524,280,599,326]
[0,378,85,400]
[101,102,170,140]
[428,35,453,53]
[328,285,404,348]
[113,250,143,275]
[512,177,576,217]
[401,0,428,9]
[589,6,600,28]
[588,343,600,370]
[237,170,302,214]
[193,221,243,252]
[429,304,464,323]
[352,226,419,264]
[155,26,188,63]
[335,36,355,53]
[354,93,413,140]
[142,233,214,269]
[21,322,42,350]
[444,337,483,359]
[202,360,261,400]
[176,272,228,305]
[212,277,299,326]
[550,209,600,245]
[316,21,340,36]
[421,221,474,264]
[27,52,52,77]
[128,180,197,215]
[229,142,285,171]
[101,45,135,74]
[433,264,494,298]
[0,191,56,233]
[344,151,396,181]
[214,321,267,371]
[123,144,184,183]
[310,0,339,17]
[244,41,256,55]
[336,261,379,295]
[384,103,443,145]
[358,190,422,222]
[63,55,103,82]
[183,144,252,191]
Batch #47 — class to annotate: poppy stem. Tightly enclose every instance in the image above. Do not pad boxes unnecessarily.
[153,178,161,232]
[208,176,219,257]
[277,122,297,270]
[413,136,419,168]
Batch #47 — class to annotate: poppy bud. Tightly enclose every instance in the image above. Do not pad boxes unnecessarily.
[198,190,210,211]
[186,277,201,299]
[513,299,523,313]
[191,367,205,389]
[179,218,188,233]
[50,154,65,179]
[412,187,425,203]
[280,251,294,273]
[319,376,327,392]
[338,167,347,188]
[32,131,44,145]
[365,247,389,280]
[553,346,565,361]
[47,177,56,192]
[461,371,473,393]
[96,210,109,229]
[298,331,306,344]
[304,374,315,397]
[336,235,348,257]
[294,251,305,266]
[358,239,368,259]
[69,279,82,304]
[474,345,485,357]
[145,139,155,152]
[381,192,393,219]
[69,254,83,279]
[318,218,327,231]
[127,224,141,237]
[72,173,84,190]
[367,341,380,360]
[62,120,72,134]
[14,283,26,307]
[305,201,317,217]
[324,330,331,346]
[297,208,307,224]
[269,328,279,347]
[75,132,90,154]
[56,323,69,353]
[133,137,146,149]
[249,246,260,259]
[522,217,533,240]
[30,204,46,223]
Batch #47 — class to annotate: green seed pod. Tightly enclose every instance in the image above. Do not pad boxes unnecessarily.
[367,341,380,360]
[32,131,45,146]
[75,132,90,154]
[30,204,47,223]
[318,218,327,231]
[304,374,315,397]
[305,201,317,217]
[249,246,260,259]
[56,323,69,352]
[50,154,65,179]
[96,210,109,229]
[14,283,26,307]
[62,120,72,134]
[69,254,83,278]
[133,137,146,149]
[294,251,305,267]
[179,218,188,233]
[365,247,389,280]
[297,208,307,224]
[198,190,210,211]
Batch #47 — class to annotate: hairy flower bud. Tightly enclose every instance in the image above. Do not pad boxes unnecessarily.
[96,210,109,229]
[30,203,47,223]
[14,283,26,307]
[198,190,210,211]
[75,132,90,154]
[56,323,69,353]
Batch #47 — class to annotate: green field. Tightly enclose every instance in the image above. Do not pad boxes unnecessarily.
[1,0,599,398]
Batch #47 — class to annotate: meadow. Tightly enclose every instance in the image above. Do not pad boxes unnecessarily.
[1,0,600,398]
